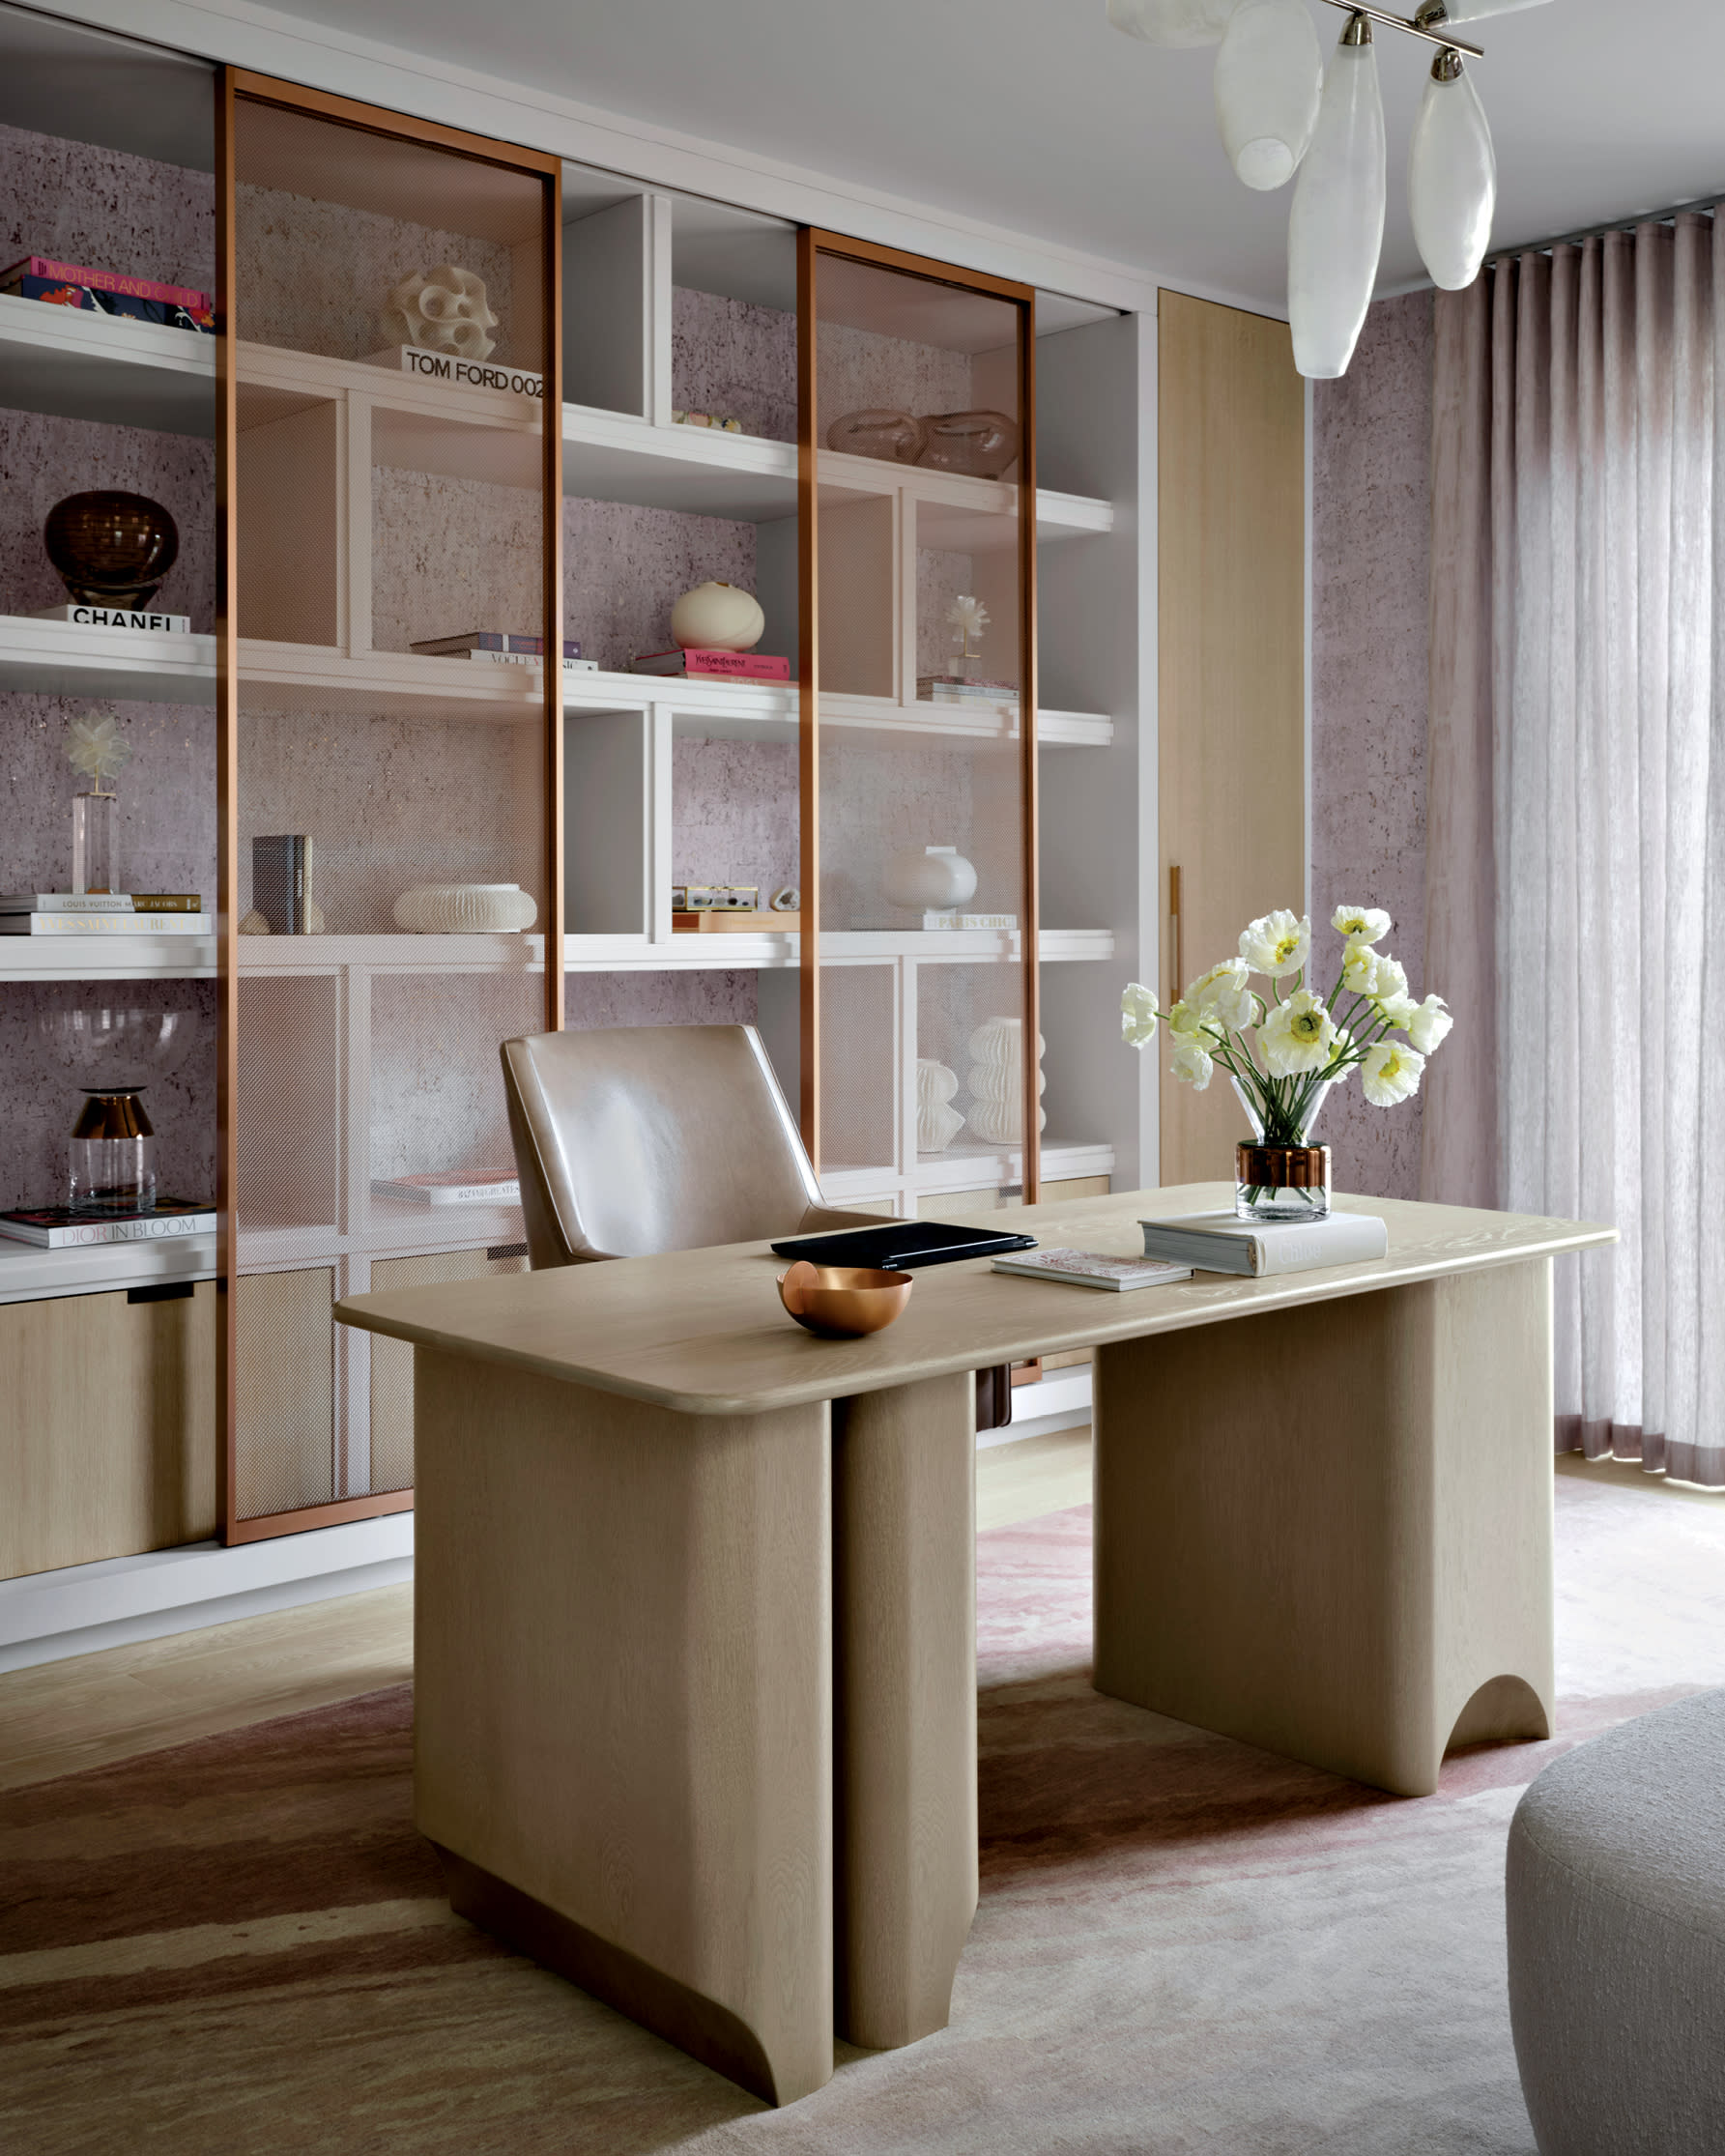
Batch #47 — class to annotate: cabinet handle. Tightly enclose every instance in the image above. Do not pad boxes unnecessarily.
[1169,865,1184,999]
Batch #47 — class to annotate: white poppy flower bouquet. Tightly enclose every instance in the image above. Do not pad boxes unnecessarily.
[1121,905,1453,1147]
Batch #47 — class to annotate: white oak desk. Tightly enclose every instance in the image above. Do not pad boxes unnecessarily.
[334,1185,1612,2106]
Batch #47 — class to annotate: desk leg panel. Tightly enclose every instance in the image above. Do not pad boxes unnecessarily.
[834,1371,978,2050]
[1093,1263,1554,1797]
[413,1347,833,2106]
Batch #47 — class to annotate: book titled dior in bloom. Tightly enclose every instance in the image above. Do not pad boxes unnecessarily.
[992,1249,1193,1292]
[0,1199,215,1248]
[370,1169,521,1207]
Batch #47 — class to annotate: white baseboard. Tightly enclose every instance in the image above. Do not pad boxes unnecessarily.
[981,1366,1093,1449]
[0,1512,416,1673]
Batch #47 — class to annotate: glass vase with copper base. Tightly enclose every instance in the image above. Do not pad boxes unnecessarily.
[70,1087,157,1214]
[1233,1076,1332,1222]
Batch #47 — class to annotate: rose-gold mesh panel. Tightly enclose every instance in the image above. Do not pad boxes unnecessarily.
[229,92,553,1527]
[813,248,1029,1196]
[819,964,896,1175]
[234,1267,334,1518]
[366,1245,528,1492]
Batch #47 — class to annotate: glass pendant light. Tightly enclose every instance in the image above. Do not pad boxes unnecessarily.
[1408,49,1496,289]
[1213,0,1323,191]
[1107,0,1239,48]
[1288,12,1386,380]
[1416,0,1552,22]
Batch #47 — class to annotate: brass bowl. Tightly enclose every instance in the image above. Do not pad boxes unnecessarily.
[777,1260,913,1338]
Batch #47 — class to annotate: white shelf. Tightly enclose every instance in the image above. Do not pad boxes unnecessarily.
[239,1203,525,1273]
[562,928,1113,971]
[818,446,1113,546]
[565,406,796,522]
[239,933,544,973]
[0,292,214,437]
[0,618,1113,745]
[819,1140,1114,1205]
[0,934,217,981]
[0,614,216,704]
[0,1230,216,1307]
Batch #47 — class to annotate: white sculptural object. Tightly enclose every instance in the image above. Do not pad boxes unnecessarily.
[381,265,499,362]
[916,1059,965,1153]
[881,846,979,912]
[963,1016,1048,1145]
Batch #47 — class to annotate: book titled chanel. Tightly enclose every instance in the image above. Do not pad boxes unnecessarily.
[34,603,192,633]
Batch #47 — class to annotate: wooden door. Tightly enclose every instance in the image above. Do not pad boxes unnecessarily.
[1158,292,1307,1186]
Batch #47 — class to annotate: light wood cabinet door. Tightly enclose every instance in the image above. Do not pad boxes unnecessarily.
[1158,291,1307,1186]
[0,1284,217,1580]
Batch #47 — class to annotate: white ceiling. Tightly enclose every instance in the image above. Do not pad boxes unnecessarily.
[178,0,1725,308]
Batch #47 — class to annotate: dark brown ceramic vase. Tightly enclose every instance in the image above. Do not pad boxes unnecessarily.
[43,491,180,607]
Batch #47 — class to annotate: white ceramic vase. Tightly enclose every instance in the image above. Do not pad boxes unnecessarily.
[881,846,978,912]
[391,883,537,934]
[963,1016,1048,1145]
[670,582,765,651]
[915,1060,965,1153]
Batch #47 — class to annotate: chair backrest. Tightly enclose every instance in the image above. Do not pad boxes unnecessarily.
[500,1023,824,1266]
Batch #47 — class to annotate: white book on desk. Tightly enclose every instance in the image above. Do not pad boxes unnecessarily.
[1138,1209,1389,1278]
[992,1249,1193,1292]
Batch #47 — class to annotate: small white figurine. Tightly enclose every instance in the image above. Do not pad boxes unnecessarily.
[381,265,499,362]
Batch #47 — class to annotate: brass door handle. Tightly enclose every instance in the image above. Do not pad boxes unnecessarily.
[1169,865,1183,1000]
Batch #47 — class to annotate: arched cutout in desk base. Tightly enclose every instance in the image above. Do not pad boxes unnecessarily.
[438,1848,782,2104]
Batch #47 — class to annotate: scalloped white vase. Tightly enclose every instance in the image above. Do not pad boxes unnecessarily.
[392,883,537,934]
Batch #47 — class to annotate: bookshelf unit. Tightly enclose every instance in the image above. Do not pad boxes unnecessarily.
[0,9,1151,1584]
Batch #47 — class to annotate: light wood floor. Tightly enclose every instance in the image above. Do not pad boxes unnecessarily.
[0,1427,1096,1794]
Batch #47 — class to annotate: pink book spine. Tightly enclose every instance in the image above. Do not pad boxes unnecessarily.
[681,649,791,679]
[3,256,213,310]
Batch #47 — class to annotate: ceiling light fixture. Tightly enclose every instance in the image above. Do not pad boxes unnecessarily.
[1110,0,1552,376]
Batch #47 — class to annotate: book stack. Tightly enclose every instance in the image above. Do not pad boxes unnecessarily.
[0,1198,216,1248]
[631,648,792,682]
[1,255,214,333]
[0,894,207,935]
[411,631,594,670]
[916,674,1019,709]
[1137,1210,1390,1278]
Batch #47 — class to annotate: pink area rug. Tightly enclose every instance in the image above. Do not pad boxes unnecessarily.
[3,1470,1723,2154]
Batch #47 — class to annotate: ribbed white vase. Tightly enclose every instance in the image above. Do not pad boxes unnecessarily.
[963,1018,1048,1146]
[391,883,537,934]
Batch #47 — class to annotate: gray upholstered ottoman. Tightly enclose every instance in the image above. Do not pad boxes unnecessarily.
[1507,1687,1725,2155]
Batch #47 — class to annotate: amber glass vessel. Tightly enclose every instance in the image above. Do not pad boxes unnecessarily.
[217,72,561,1541]
[44,490,180,605]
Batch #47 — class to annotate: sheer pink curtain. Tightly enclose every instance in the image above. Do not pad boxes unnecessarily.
[1425,215,1725,1489]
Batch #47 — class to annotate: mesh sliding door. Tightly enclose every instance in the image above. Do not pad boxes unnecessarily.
[216,71,561,1538]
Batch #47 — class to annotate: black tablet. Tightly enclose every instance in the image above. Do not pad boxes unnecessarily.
[770,1220,1038,1271]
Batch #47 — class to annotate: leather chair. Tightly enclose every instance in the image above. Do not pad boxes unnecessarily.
[499,1022,1012,1427]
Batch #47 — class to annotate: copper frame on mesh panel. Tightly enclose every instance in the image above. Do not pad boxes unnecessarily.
[216,69,562,1543]
[796,230,1041,1202]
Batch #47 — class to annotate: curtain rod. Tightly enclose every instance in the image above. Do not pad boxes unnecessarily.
[1488,192,1725,268]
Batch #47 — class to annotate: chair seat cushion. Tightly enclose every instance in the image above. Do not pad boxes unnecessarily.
[1507,1686,1725,2155]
